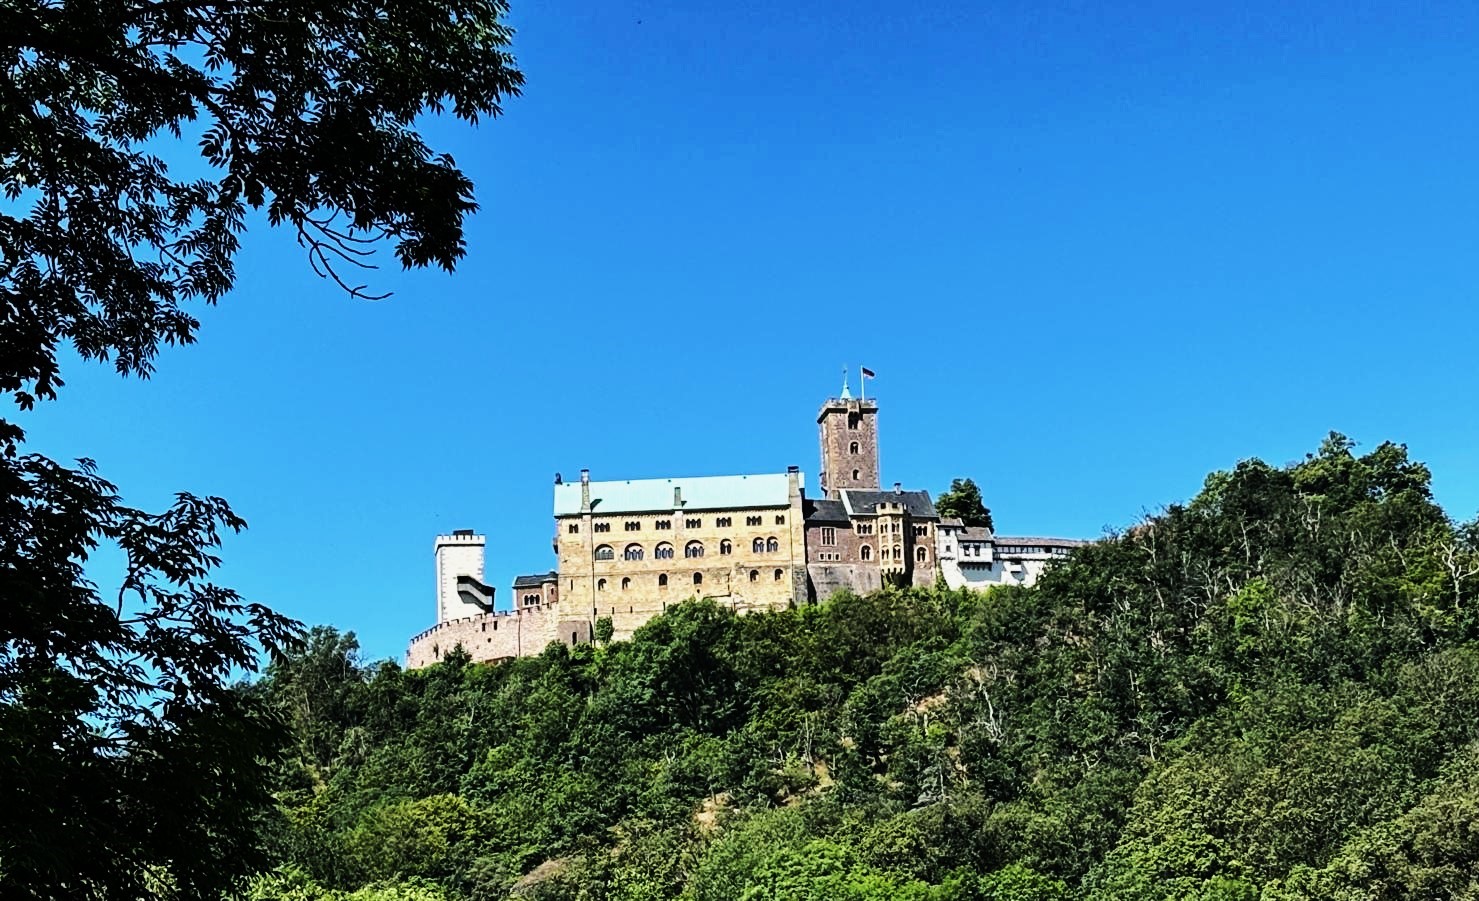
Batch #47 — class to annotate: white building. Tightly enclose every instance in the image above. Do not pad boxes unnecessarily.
[935,519,1087,590]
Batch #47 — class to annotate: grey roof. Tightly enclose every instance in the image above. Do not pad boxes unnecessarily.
[939,516,965,529]
[840,489,938,520]
[958,527,994,541]
[993,535,1091,548]
[554,472,798,516]
[512,571,557,588]
[803,498,850,523]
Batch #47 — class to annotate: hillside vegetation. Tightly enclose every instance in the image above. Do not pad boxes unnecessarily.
[246,435,1479,900]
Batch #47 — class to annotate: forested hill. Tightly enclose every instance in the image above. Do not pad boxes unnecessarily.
[246,435,1479,901]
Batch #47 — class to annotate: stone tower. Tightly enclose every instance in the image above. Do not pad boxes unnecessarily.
[434,530,485,623]
[817,389,881,499]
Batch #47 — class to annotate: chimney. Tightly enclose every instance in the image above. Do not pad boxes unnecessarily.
[786,465,802,503]
[673,485,683,508]
[554,472,563,485]
[893,482,902,494]
[580,468,591,513]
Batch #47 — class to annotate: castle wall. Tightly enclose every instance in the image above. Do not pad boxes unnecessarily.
[407,605,587,668]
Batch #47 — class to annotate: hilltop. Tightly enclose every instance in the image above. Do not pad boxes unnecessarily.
[246,434,1479,900]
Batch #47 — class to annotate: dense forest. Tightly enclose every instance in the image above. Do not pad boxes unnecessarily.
[243,435,1479,900]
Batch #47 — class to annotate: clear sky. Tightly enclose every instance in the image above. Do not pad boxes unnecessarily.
[22,0,1479,662]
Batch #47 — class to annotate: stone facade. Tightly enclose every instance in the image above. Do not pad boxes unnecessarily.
[935,523,1088,590]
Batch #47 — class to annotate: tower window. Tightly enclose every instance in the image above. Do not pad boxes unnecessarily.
[849,441,859,454]
[848,413,860,430]
[852,469,860,480]
[595,545,614,561]
[624,544,644,561]
[893,546,902,560]
[916,546,928,562]
[685,541,705,558]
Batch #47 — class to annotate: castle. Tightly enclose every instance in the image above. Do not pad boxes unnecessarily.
[407,382,1085,668]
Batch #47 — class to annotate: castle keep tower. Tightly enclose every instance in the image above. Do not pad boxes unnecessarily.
[434,530,490,623]
[817,393,880,499]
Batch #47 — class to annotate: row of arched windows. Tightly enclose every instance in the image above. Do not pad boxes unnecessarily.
[595,538,782,560]
[595,569,788,591]
[857,545,929,562]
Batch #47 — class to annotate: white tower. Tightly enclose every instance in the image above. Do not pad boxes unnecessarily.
[434,530,486,623]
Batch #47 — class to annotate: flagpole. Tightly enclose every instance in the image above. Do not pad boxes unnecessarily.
[860,365,865,401]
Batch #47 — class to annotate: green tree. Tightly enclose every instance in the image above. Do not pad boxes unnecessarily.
[1,0,522,896]
[936,479,994,531]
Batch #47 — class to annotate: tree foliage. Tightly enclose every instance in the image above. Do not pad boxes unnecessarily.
[1,0,523,895]
[936,478,993,531]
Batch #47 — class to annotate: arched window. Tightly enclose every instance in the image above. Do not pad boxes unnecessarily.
[749,569,759,582]
[774,568,783,581]
[916,546,928,562]
[595,544,614,561]
[893,546,902,560]
[752,537,764,553]
[766,537,779,553]
[849,441,859,454]
[658,573,668,587]
[624,543,644,561]
[597,578,607,591]
[719,539,732,555]
[654,542,674,560]
[685,541,705,558]
[693,572,703,585]
[621,577,631,590]
[852,469,860,480]
[861,545,872,561]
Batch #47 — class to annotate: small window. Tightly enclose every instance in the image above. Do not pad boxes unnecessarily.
[821,527,836,546]
[594,522,611,533]
[624,544,644,561]
[849,441,859,454]
[893,546,902,560]
[775,514,785,525]
[916,546,928,562]
[685,541,705,558]
[749,569,759,582]
[595,544,614,561]
[848,412,860,430]
[774,568,783,581]
[693,572,703,586]
[716,516,732,527]
[625,520,641,532]
[852,469,860,480]
[658,573,668,587]
[656,519,671,530]
[685,517,702,529]
[597,578,607,591]
[567,523,579,534]
[861,545,872,561]
[654,542,674,560]
[621,577,631,590]
[746,515,762,526]
[720,539,732,555]
[766,537,779,553]
[914,524,928,537]
[752,537,764,553]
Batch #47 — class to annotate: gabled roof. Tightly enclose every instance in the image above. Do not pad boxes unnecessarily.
[554,472,798,517]
[840,489,938,520]
[803,498,850,523]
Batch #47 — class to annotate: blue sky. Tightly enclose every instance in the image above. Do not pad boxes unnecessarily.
[22,0,1479,662]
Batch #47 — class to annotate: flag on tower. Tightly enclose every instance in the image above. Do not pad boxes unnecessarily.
[859,366,875,399]
[860,367,876,379]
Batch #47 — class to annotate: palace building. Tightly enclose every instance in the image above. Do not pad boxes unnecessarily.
[406,380,1084,668]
